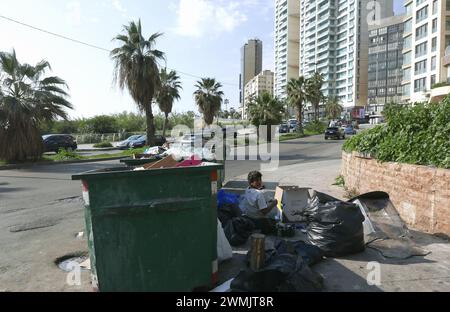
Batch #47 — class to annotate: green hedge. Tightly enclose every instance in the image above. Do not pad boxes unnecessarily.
[343,97,450,169]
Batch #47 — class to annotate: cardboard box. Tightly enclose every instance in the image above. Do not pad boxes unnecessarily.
[274,186,311,223]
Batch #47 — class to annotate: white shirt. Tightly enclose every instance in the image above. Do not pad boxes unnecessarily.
[239,187,269,219]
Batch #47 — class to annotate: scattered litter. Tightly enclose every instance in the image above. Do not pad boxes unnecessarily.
[75,232,84,239]
[79,258,91,270]
[56,255,89,272]
[143,146,167,156]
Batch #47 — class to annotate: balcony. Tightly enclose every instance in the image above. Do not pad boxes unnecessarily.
[430,82,450,103]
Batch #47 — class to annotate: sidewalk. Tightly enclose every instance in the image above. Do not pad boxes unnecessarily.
[220,159,450,292]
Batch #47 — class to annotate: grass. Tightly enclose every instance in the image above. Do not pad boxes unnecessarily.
[333,175,345,187]
[41,147,146,163]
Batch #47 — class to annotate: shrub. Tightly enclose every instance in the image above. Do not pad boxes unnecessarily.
[93,142,113,148]
[53,149,83,161]
[343,97,450,169]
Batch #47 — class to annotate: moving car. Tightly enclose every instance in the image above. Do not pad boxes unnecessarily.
[324,127,345,140]
[116,135,144,150]
[344,125,357,135]
[129,135,167,148]
[42,134,78,153]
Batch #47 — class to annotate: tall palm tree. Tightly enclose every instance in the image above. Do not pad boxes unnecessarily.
[326,96,344,120]
[0,50,72,162]
[194,78,224,126]
[287,76,308,134]
[248,92,285,142]
[306,72,325,122]
[156,68,182,137]
[111,20,165,146]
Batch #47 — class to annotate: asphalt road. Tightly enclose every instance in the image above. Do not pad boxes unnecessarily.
[0,134,344,291]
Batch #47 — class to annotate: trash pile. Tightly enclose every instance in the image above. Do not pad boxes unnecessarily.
[215,188,430,292]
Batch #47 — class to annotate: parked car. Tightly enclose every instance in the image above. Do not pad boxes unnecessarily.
[116,135,144,150]
[288,119,298,130]
[279,124,290,133]
[324,127,345,140]
[129,135,167,148]
[42,134,78,153]
[344,125,357,135]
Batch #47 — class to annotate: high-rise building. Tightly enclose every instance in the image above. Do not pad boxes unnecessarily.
[243,70,275,118]
[240,39,263,107]
[402,0,450,103]
[274,0,300,99]
[368,15,405,113]
[298,0,394,110]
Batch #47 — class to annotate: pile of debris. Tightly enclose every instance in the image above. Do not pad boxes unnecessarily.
[215,188,430,292]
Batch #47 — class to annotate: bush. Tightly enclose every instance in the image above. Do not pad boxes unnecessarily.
[343,97,450,169]
[53,149,83,161]
[304,121,327,135]
[93,142,113,148]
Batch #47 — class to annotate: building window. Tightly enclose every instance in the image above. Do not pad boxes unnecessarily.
[416,24,428,41]
[433,0,438,14]
[403,51,412,64]
[431,75,436,86]
[414,60,427,75]
[432,18,438,33]
[404,19,412,33]
[414,78,427,92]
[431,56,437,70]
[415,42,428,58]
[416,0,426,5]
[403,35,412,50]
[416,5,428,23]
[403,83,411,96]
[432,37,437,52]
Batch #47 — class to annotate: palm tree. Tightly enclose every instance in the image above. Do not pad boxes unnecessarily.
[287,76,308,134]
[0,50,72,162]
[326,97,344,120]
[306,72,325,121]
[247,92,285,142]
[111,20,165,146]
[156,68,182,137]
[194,78,224,126]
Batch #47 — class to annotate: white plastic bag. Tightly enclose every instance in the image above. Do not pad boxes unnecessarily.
[217,219,233,262]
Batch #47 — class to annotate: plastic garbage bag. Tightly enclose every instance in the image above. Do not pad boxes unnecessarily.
[231,254,323,292]
[301,192,365,257]
[217,190,240,209]
[217,219,233,262]
[223,217,255,247]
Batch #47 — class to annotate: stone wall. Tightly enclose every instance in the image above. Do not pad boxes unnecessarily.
[342,152,450,236]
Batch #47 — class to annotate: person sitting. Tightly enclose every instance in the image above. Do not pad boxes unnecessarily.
[239,171,278,235]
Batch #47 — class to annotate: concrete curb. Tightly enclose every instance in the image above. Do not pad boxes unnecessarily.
[0,156,127,171]
[77,147,120,152]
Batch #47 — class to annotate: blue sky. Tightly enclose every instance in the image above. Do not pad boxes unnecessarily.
[0,0,404,118]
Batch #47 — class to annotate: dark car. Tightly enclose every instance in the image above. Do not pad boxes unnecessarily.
[325,127,345,140]
[42,134,78,153]
[279,124,289,133]
[116,135,143,150]
[344,125,357,135]
[129,135,166,148]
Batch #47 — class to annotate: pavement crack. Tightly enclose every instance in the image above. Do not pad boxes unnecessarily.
[9,218,61,233]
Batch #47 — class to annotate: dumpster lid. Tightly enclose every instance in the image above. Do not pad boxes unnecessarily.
[72,162,224,181]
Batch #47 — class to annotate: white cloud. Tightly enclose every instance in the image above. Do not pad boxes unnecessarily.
[66,1,82,26]
[173,0,248,38]
[111,0,127,14]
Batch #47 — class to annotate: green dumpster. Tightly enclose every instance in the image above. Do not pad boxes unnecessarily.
[72,163,223,292]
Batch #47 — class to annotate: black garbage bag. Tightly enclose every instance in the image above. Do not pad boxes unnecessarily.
[218,203,242,226]
[262,239,324,266]
[231,254,323,292]
[302,192,365,257]
[223,217,256,246]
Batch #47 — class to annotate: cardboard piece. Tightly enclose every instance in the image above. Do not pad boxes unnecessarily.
[143,155,178,170]
[274,186,311,223]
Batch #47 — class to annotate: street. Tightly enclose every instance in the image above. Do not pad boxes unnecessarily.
[0,135,343,291]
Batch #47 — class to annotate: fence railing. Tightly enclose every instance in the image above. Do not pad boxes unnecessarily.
[73,132,145,144]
